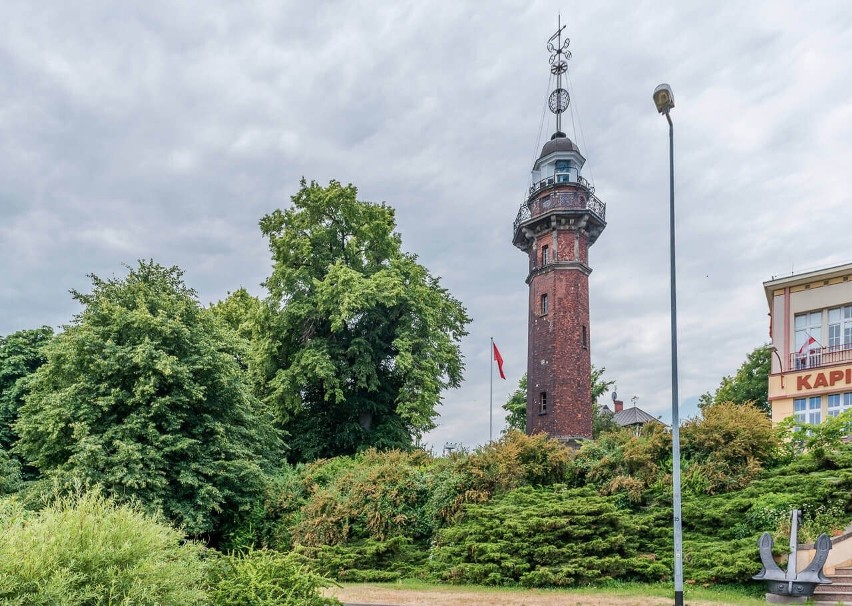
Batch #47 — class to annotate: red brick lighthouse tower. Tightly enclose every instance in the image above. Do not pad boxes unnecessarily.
[512,23,606,443]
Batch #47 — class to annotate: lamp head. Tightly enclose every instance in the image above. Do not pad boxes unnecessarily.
[653,83,675,114]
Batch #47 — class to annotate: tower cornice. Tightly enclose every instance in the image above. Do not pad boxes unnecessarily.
[525,260,592,284]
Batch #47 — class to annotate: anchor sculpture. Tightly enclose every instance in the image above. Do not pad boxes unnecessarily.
[753,509,832,598]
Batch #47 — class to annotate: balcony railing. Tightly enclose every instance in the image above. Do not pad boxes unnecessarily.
[790,345,852,370]
[529,174,596,195]
[513,190,606,236]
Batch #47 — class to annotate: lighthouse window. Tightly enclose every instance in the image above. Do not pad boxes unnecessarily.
[540,293,549,315]
[582,325,587,349]
[539,392,548,414]
[555,160,570,183]
[541,245,549,265]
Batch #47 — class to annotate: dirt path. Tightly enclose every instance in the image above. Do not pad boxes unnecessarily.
[326,584,748,606]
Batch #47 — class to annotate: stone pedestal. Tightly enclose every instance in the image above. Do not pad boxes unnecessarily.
[765,593,808,604]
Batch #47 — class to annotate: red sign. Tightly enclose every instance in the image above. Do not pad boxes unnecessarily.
[797,368,852,391]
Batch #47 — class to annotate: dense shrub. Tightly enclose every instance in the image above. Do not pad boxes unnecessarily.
[237,434,575,581]
[674,448,852,584]
[209,548,339,606]
[0,490,207,605]
[567,423,671,503]
[226,430,850,589]
[294,449,433,546]
[681,401,778,493]
[431,485,668,587]
[567,401,783,502]
[452,431,572,503]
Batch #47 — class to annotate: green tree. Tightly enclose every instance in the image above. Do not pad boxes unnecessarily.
[502,374,527,432]
[591,365,615,406]
[15,261,279,537]
[256,180,470,461]
[700,344,770,414]
[0,326,54,453]
[591,366,618,438]
[208,288,264,377]
[208,287,262,343]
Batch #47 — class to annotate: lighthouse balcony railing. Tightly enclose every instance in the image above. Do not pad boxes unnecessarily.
[790,344,852,371]
[529,174,595,195]
[513,190,606,236]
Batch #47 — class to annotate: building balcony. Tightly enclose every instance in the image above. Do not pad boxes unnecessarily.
[790,345,852,371]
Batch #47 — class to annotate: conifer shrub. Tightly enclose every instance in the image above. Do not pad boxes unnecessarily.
[431,485,668,587]
[294,536,424,582]
[674,446,852,584]
[0,490,207,605]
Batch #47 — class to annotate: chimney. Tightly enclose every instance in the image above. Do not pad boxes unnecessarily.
[614,399,624,413]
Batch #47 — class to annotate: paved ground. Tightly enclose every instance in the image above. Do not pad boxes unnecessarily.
[326,585,753,606]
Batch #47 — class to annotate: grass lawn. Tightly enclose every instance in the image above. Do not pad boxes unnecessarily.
[326,580,767,605]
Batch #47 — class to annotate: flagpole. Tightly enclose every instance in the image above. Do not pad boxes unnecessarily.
[490,337,493,442]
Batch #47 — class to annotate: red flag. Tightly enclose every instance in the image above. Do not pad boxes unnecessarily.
[492,341,506,380]
[798,336,818,355]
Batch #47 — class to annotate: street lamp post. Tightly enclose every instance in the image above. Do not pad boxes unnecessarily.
[653,83,684,606]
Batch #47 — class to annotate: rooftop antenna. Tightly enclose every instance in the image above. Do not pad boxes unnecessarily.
[547,14,571,137]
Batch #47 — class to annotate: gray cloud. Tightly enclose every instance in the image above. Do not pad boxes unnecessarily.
[2,0,850,451]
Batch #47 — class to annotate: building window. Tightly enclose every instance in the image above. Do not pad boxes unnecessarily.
[539,392,548,414]
[828,308,841,349]
[828,392,852,418]
[793,398,807,423]
[541,293,548,315]
[827,305,852,351]
[582,325,587,349]
[845,306,852,346]
[828,394,842,417]
[541,245,549,266]
[808,396,822,424]
[795,311,823,369]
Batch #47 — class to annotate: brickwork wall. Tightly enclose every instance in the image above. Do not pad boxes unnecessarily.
[525,226,593,439]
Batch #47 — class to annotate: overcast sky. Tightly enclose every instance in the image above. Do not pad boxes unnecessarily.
[2,1,851,452]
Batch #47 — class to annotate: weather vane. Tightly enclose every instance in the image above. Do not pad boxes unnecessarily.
[547,14,571,135]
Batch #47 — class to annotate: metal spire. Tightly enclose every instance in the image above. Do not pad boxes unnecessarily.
[547,14,571,136]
